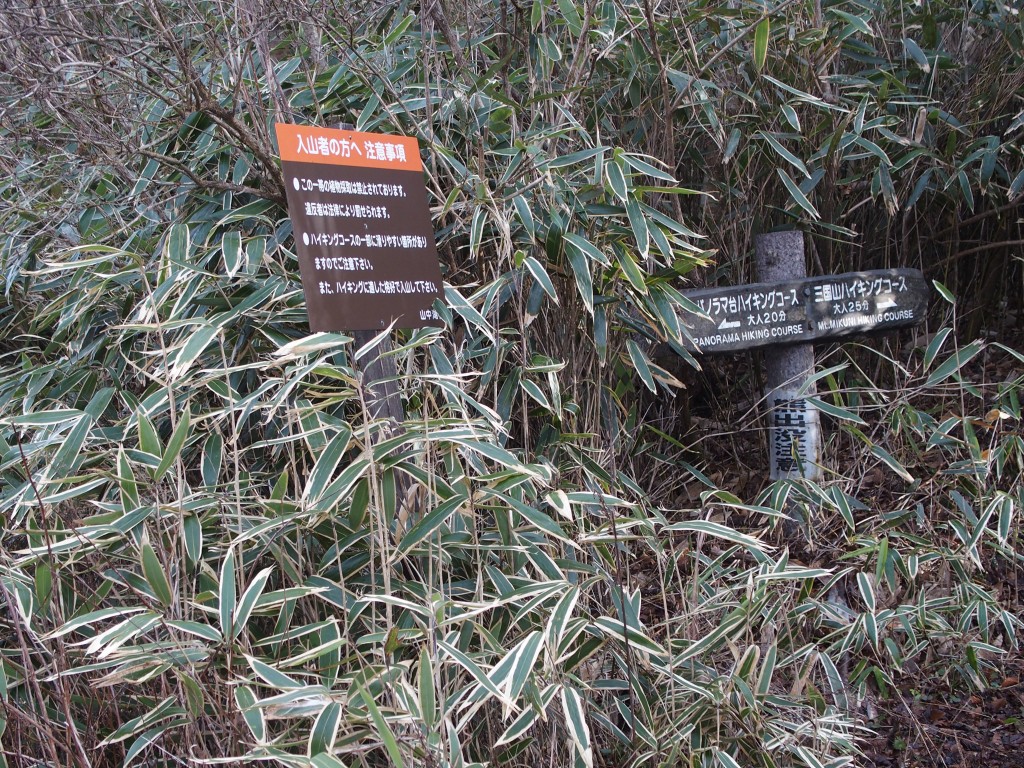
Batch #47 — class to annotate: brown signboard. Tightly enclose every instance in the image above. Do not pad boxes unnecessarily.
[681,269,928,354]
[275,123,444,331]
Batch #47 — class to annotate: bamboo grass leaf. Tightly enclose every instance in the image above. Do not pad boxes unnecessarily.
[308,701,342,756]
[753,18,769,71]
[777,168,820,218]
[154,408,190,482]
[561,686,593,768]
[219,548,236,639]
[141,540,173,608]
[233,567,274,640]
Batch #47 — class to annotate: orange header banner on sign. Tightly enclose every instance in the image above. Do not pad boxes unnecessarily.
[274,123,422,172]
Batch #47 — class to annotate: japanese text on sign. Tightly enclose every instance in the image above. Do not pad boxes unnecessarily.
[275,122,444,331]
[680,269,928,354]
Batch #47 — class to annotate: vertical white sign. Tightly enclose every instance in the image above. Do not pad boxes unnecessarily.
[767,388,822,481]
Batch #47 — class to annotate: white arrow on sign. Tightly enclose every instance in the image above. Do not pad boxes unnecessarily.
[876,296,897,310]
[718,318,741,330]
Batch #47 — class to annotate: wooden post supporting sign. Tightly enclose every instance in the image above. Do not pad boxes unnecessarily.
[756,232,822,481]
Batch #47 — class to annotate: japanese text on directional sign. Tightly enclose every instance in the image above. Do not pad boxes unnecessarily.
[680,269,929,354]
[275,123,444,332]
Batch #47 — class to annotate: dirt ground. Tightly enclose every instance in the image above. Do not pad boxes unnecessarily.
[863,667,1024,767]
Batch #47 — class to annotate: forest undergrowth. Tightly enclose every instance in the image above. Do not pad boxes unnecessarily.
[0,1,1022,766]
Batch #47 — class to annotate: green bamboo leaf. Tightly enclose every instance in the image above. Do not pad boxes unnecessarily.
[310,458,371,514]
[545,585,580,651]
[48,413,92,479]
[141,540,173,608]
[923,327,952,369]
[594,305,608,364]
[592,616,665,656]
[905,37,929,71]
[760,132,809,178]
[303,428,352,503]
[622,154,676,182]
[154,409,191,482]
[524,255,558,302]
[4,409,81,426]
[830,8,873,36]
[818,652,849,710]
[563,243,593,315]
[624,195,649,258]
[857,572,876,613]
[757,644,777,697]
[777,168,820,218]
[309,701,342,756]
[137,410,161,460]
[505,631,544,700]
[513,195,535,238]
[663,519,768,551]
[383,11,416,44]
[925,339,983,387]
[219,548,236,639]
[201,432,222,488]
[869,443,914,482]
[399,494,465,555]
[118,448,139,510]
[246,656,302,689]
[234,685,265,742]
[562,232,610,266]
[856,136,890,164]
[470,207,486,256]
[606,158,628,201]
[447,437,539,476]
[166,620,221,642]
[125,723,185,767]
[437,640,510,705]
[627,340,657,393]
[222,230,243,278]
[805,396,866,425]
[170,323,219,380]
[311,754,348,768]
[781,104,800,132]
[495,705,540,747]
[562,687,593,768]
[233,566,274,640]
[47,607,148,640]
[484,489,577,547]
[358,683,404,768]
[164,222,190,263]
[183,515,202,565]
[521,378,551,409]
[1010,168,1024,200]
[547,147,606,169]
[418,647,437,729]
[675,608,746,663]
[753,17,769,71]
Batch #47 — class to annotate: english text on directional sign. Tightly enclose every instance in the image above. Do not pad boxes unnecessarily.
[275,123,444,332]
[680,269,928,353]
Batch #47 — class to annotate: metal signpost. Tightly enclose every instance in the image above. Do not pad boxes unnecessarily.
[680,232,928,483]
